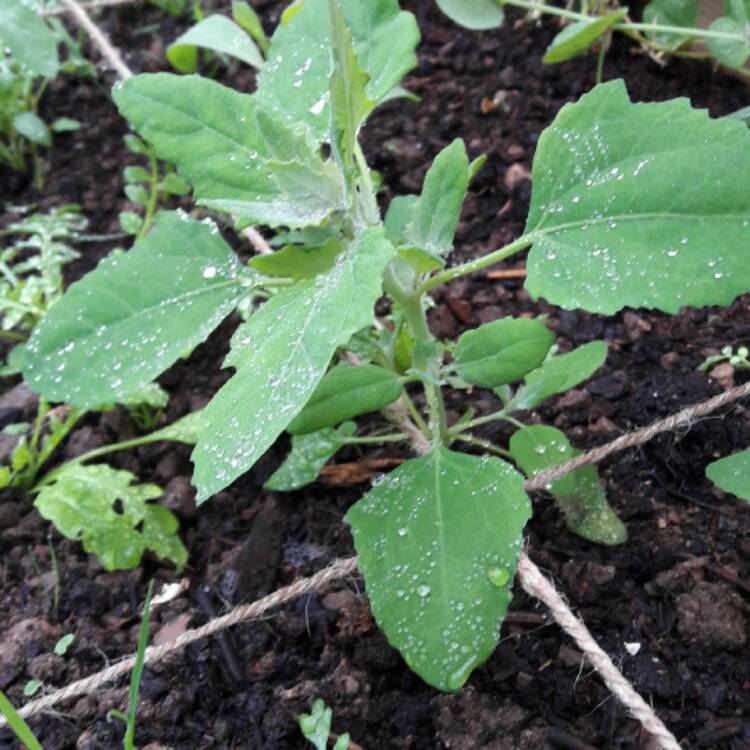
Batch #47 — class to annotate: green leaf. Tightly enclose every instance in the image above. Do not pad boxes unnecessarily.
[0,0,59,77]
[642,0,698,48]
[707,15,750,68]
[0,691,43,750]
[385,195,419,244]
[509,425,575,496]
[288,364,403,434]
[265,422,356,491]
[124,183,149,205]
[124,134,149,155]
[405,139,470,258]
[435,0,504,29]
[160,172,191,196]
[556,462,627,545]
[13,112,51,147]
[510,341,607,410]
[346,448,531,691]
[122,382,170,410]
[299,699,333,750]
[113,74,344,228]
[250,239,343,279]
[148,410,207,444]
[232,0,269,52]
[35,464,187,571]
[23,212,244,409]
[524,80,750,314]
[255,0,419,140]
[23,680,42,698]
[124,165,151,183]
[542,10,626,64]
[706,449,750,502]
[454,317,555,388]
[191,227,395,501]
[51,117,81,133]
[119,211,143,235]
[328,0,375,168]
[54,633,75,656]
[167,15,264,73]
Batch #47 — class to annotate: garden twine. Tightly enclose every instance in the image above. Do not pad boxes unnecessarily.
[18,5,750,746]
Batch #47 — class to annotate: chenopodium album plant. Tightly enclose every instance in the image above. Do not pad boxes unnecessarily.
[20,0,750,690]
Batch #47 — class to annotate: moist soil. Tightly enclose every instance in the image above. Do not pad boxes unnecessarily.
[1,2,749,748]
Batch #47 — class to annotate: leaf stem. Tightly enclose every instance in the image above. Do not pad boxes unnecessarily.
[137,147,160,240]
[453,433,513,458]
[346,433,407,444]
[498,0,748,43]
[419,234,534,294]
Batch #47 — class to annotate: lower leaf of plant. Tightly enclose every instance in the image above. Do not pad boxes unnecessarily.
[346,447,531,691]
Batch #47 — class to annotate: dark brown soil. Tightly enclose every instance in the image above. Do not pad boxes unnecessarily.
[1,2,749,749]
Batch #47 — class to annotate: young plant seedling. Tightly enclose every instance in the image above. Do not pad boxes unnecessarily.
[0,205,87,347]
[119,135,191,239]
[108,580,154,750]
[21,0,750,691]
[299,699,350,750]
[0,0,90,187]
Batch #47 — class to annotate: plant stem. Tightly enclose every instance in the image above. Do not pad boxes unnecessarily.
[454,434,513,458]
[498,0,748,43]
[419,234,534,294]
[449,408,512,434]
[346,433,407,444]
[402,391,430,434]
[137,148,160,240]
[595,35,607,83]
[385,267,448,444]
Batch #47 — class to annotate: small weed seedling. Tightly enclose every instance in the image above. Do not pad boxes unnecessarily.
[21,0,750,691]
[0,205,87,344]
[108,581,154,750]
[0,394,204,572]
[0,0,91,187]
[119,134,191,239]
[436,0,750,82]
[299,699,350,750]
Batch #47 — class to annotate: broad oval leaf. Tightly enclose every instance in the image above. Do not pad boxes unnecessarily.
[113,74,344,228]
[525,80,750,314]
[642,0,698,49]
[509,425,575,495]
[255,0,419,139]
[288,364,403,434]
[35,464,186,572]
[346,448,531,691]
[191,228,395,501]
[0,0,59,78]
[167,15,264,73]
[12,112,51,147]
[556,461,627,545]
[265,422,356,491]
[542,10,626,64]
[706,449,750,502]
[435,0,504,29]
[22,211,244,408]
[510,341,607,410]
[707,16,750,68]
[454,317,554,388]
